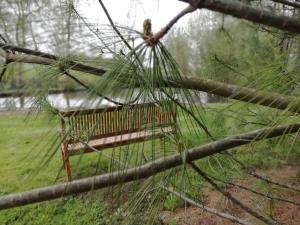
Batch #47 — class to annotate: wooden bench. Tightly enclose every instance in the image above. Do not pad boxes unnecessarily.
[59,102,177,180]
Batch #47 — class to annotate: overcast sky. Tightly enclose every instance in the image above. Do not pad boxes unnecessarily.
[79,0,193,32]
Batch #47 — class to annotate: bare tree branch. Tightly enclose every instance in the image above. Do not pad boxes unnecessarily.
[179,0,300,34]
[0,43,106,76]
[149,5,196,45]
[164,187,252,225]
[249,171,300,193]
[98,0,132,50]
[225,152,300,193]
[5,52,105,76]
[189,163,280,225]
[0,122,300,210]
[208,173,300,206]
[271,0,300,9]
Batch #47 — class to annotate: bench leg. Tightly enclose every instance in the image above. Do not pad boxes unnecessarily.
[61,145,72,181]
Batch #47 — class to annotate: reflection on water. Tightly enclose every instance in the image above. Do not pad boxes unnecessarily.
[0,90,208,111]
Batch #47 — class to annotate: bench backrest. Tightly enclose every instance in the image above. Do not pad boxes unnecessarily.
[59,103,176,142]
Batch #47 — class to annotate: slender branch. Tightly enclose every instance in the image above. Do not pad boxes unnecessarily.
[0,60,9,82]
[5,53,105,76]
[0,36,10,82]
[209,174,300,206]
[164,187,252,225]
[249,171,300,193]
[98,0,132,50]
[149,5,196,44]
[64,71,125,106]
[189,163,280,225]
[0,44,107,76]
[179,0,300,34]
[1,122,300,210]
[271,0,300,9]
[225,152,300,193]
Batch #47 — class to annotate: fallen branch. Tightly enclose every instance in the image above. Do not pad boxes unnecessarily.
[208,173,300,206]
[249,171,300,193]
[0,122,300,210]
[225,152,300,193]
[189,163,279,225]
[164,187,252,225]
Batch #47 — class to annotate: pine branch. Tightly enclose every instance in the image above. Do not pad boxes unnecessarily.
[3,45,300,114]
[179,0,300,34]
[1,122,300,210]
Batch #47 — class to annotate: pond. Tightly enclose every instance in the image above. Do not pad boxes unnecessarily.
[0,90,208,111]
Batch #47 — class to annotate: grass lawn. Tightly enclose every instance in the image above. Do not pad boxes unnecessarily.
[0,103,299,224]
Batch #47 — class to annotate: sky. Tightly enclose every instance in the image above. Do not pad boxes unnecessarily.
[78,0,193,33]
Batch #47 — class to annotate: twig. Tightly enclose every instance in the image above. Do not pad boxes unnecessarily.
[0,61,9,82]
[225,152,300,193]
[164,186,252,225]
[179,0,300,34]
[0,43,106,76]
[64,70,127,106]
[189,162,281,225]
[250,171,300,193]
[0,35,10,82]
[209,173,300,206]
[271,0,300,9]
[149,5,197,45]
[98,0,132,51]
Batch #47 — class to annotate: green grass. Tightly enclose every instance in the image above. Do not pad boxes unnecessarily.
[0,112,111,224]
[0,103,299,224]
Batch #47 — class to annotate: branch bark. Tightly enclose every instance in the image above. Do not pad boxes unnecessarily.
[1,122,300,210]
[271,0,300,9]
[1,44,106,76]
[169,77,300,114]
[179,0,300,34]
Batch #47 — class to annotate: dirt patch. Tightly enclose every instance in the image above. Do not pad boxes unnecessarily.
[161,165,300,225]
